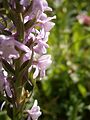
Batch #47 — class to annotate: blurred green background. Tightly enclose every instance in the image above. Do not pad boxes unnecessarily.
[1,0,90,120]
[35,0,90,120]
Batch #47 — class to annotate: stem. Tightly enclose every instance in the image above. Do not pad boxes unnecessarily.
[13,107,16,120]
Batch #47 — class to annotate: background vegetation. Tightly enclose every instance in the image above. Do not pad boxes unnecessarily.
[35,0,90,120]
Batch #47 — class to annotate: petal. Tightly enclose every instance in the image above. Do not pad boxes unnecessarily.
[20,0,30,7]
[27,115,31,120]
[33,67,39,79]
[33,100,38,107]
[40,70,45,79]
[14,40,31,53]
[44,21,55,32]
[4,80,12,98]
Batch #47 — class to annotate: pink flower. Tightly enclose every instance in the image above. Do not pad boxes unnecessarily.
[0,35,19,60]
[26,100,42,120]
[4,78,12,98]
[33,29,49,54]
[37,13,56,32]
[24,0,52,20]
[24,28,49,55]
[0,35,32,63]
[30,54,52,79]
[20,0,30,7]
[77,14,90,26]
[0,71,12,98]
[31,0,52,15]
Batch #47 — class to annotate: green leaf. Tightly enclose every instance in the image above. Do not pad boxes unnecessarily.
[24,80,33,92]
[16,13,24,41]
[0,30,12,36]
[0,15,7,30]
[19,60,30,71]
[16,49,33,88]
[78,84,87,97]
[3,0,10,10]
[0,8,6,14]
[0,111,11,120]
[2,59,15,75]
[7,10,24,41]
[24,19,36,31]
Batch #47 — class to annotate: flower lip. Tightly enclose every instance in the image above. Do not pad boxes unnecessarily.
[26,100,42,120]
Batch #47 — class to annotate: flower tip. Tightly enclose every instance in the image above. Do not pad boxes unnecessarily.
[33,100,38,107]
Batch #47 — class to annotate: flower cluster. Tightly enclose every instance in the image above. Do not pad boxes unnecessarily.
[0,0,55,119]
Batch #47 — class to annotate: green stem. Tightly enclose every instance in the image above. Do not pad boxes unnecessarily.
[13,106,16,120]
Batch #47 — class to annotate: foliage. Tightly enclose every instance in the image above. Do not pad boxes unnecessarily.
[35,0,90,120]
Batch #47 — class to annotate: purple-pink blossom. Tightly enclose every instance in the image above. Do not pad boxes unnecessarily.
[0,71,12,98]
[0,35,19,60]
[0,0,55,119]
[30,54,52,79]
[26,100,42,120]
[77,14,90,26]
[20,0,30,7]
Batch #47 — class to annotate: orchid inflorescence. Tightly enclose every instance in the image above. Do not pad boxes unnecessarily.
[0,0,55,120]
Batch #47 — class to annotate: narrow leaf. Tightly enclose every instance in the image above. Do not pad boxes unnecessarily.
[2,59,15,75]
